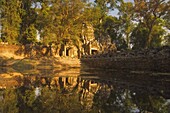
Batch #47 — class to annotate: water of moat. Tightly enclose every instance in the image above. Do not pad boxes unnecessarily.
[0,67,170,113]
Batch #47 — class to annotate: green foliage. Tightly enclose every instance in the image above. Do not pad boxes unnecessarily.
[19,0,38,44]
[131,23,148,49]
[150,25,165,47]
[0,0,169,49]
[133,0,170,48]
[35,0,86,45]
[0,0,22,44]
[102,16,127,50]
[118,1,134,49]
[1,89,19,113]
[21,24,37,44]
[164,34,170,46]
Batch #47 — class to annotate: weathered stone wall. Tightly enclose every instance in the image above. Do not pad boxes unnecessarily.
[81,57,169,72]
[81,46,170,72]
[0,44,79,58]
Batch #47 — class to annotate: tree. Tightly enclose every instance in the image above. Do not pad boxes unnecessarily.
[22,24,37,44]
[164,34,170,46]
[131,19,166,49]
[19,0,38,44]
[36,0,86,45]
[93,0,130,49]
[81,4,106,44]
[131,23,148,49]
[134,0,170,48]
[35,0,58,44]
[0,0,22,44]
[118,1,134,49]
[1,89,19,113]
[102,16,127,50]
[150,23,166,47]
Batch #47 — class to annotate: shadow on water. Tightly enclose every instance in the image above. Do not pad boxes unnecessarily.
[0,67,170,113]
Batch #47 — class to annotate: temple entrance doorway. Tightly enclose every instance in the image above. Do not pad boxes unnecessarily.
[91,49,98,55]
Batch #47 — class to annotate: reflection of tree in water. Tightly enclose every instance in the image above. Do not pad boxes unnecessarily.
[0,76,169,113]
[93,86,141,113]
[0,89,19,113]
[92,81,169,113]
[131,91,169,113]
[15,76,88,113]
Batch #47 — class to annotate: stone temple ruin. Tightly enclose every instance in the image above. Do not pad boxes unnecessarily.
[45,22,101,58]
[0,22,115,59]
[81,22,101,55]
[49,22,116,58]
[58,39,78,58]
[54,22,101,58]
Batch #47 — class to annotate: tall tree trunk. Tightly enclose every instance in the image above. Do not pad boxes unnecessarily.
[126,33,130,49]
[146,27,153,49]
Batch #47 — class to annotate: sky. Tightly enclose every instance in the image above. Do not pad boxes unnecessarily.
[89,0,134,17]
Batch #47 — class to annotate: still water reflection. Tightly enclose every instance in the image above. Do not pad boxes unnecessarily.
[0,68,170,113]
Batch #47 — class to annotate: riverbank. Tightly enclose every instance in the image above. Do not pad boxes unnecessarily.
[0,56,80,89]
[0,57,80,70]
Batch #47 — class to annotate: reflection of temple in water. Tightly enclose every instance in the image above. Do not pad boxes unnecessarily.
[38,76,103,110]
[0,72,170,113]
[0,75,100,110]
[21,75,170,111]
